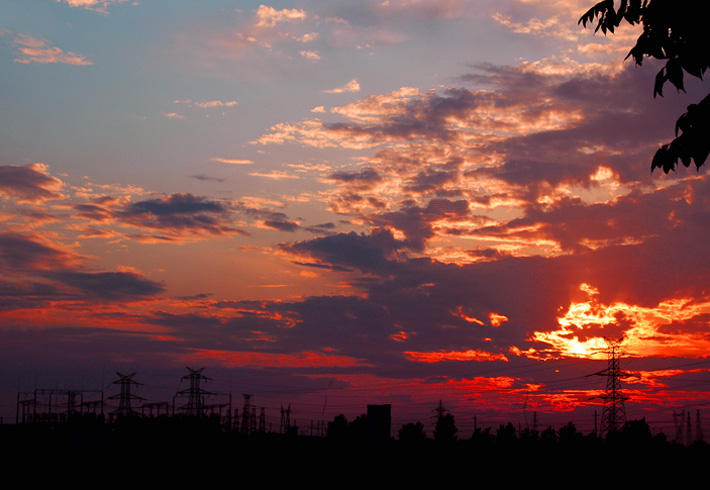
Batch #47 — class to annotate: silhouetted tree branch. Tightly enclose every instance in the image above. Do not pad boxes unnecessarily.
[579,0,710,173]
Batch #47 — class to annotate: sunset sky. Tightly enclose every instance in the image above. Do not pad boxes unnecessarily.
[2,0,710,436]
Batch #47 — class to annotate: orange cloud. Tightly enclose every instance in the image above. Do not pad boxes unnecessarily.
[531,283,710,360]
[13,35,92,65]
[489,312,509,327]
[211,157,254,165]
[58,0,130,14]
[254,5,307,27]
[404,349,509,363]
[323,79,361,94]
[0,163,64,203]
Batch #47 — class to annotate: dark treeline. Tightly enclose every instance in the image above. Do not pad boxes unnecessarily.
[3,412,710,461]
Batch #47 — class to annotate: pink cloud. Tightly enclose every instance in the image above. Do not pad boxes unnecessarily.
[254,5,307,28]
[0,164,64,203]
[12,35,92,65]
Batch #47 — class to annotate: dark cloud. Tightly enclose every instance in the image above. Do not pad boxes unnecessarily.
[281,228,405,274]
[327,168,383,189]
[46,271,165,301]
[0,164,63,202]
[0,232,78,271]
[404,168,459,194]
[174,293,212,301]
[304,222,336,234]
[190,174,228,183]
[263,219,300,232]
[292,261,352,272]
[369,199,469,251]
[73,203,112,221]
[0,279,64,311]
[114,193,247,236]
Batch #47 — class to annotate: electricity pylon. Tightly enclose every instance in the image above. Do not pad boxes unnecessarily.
[108,372,144,416]
[177,367,212,416]
[589,339,630,437]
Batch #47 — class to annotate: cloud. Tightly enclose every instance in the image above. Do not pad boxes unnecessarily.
[262,219,300,232]
[247,170,299,180]
[326,168,384,192]
[294,32,319,43]
[323,79,361,94]
[161,112,185,119]
[113,193,247,238]
[190,174,228,183]
[280,228,405,274]
[57,0,131,14]
[0,164,64,203]
[0,232,80,271]
[174,99,238,108]
[0,231,162,307]
[46,271,164,302]
[254,5,307,28]
[211,157,253,165]
[11,34,92,65]
[299,50,321,61]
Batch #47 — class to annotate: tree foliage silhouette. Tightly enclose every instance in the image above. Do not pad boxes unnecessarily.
[398,421,427,443]
[579,0,710,173]
[434,413,458,442]
[326,413,348,440]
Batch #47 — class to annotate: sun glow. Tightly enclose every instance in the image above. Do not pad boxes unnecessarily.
[531,284,710,360]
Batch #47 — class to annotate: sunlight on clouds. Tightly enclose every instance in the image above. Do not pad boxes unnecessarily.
[58,0,131,14]
[161,112,185,119]
[299,50,321,61]
[254,5,307,28]
[248,171,300,180]
[12,34,92,65]
[531,284,710,360]
[331,87,420,122]
[493,0,641,62]
[0,163,65,203]
[174,99,238,108]
[404,349,509,363]
[212,157,254,165]
[323,79,361,94]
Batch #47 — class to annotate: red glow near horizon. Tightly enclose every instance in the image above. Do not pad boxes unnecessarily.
[184,348,366,368]
[404,349,509,363]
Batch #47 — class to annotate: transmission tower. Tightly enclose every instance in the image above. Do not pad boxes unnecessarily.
[432,400,448,432]
[696,410,704,442]
[434,399,449,420]
[240,394,253,434]
[177,367,213,416]
[674,410,686,445]
[589,339,630,437]
[280,404,291,434]
[108,372,144,417]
